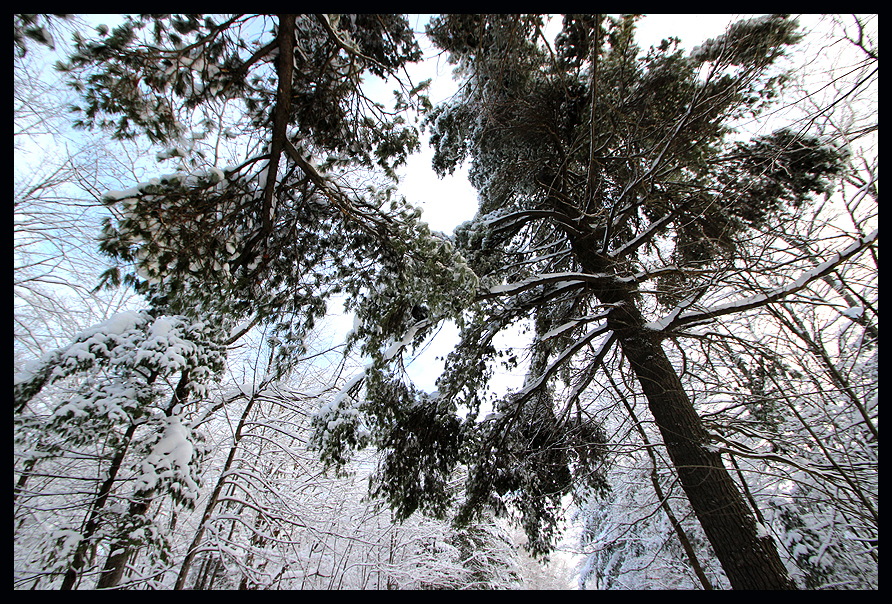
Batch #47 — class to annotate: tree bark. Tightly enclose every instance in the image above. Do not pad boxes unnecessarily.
[558,217,797,589]
[613,374,714,589]
[605,297,796,589]
[94,370,191,589]
[95,493,153,589]
[174,391,259,589]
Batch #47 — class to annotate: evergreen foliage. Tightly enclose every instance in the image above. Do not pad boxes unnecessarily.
[378,13,869,589]
[14,13,877,589]
[15,13,479,589]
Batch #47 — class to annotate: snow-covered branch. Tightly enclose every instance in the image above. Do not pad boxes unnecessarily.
[503,322,611,412]
[480,272,600,299]
[651,229,878,332]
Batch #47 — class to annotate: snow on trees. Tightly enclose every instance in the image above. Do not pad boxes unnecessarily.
[14,13,877,590]
[16,13,479,589]
[384,13,874,589]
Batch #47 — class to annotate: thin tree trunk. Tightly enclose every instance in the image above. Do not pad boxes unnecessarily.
[174,390,260,589]
[95,370,191,589]
[193,555,211,590]
[60,422,138,590]
[95,492,153,588]
[14,457,36,505]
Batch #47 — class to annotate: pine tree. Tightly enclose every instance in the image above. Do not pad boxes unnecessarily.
[344,14,873,590]
[15,14,876,590]
[52,14,475,376]
[16,14,474,589]
[15,311,224,588]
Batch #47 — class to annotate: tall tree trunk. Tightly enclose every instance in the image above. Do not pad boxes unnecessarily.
[562,222,797,589]
[613,373,714,590]
[605,297,796,589]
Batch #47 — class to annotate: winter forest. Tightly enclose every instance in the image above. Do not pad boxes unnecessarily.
[14,14,877,589]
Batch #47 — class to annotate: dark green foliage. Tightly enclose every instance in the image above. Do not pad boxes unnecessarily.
[367,376,462,521]
[425,14,488,55]
[688,14,802,67]
[457,406,608,558]
[19,15,472,588]
[56,14,474,380]
[61,14,425,172]
[341,14,423,78]
[718,129,848,225]
[555,14,603,67]
[14,14,68,56]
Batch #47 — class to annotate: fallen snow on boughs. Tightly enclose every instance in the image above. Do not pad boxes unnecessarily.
[15,310,225,425]
[134,415,201,502]
[840,306,864,319]
[309,369,371,469]
[646,229,878,331]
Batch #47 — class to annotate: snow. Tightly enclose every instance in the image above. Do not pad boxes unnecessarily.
[383,323,421,360]
[208,166,226,183]
[102,186,141,202]
[316,371,365,419]
[59,311,147,368]
[487,272,608,297]
[15,310,225,427]
[841,306,864,319]
[102,167,226,206]
[540,320,580,341]
[155,147,184,161]
[643,290,699,331]
[754,522,770,539]
[653,229,879,331]
[134,415,199,500]
[50,529,82,559]
[134,316,199,373]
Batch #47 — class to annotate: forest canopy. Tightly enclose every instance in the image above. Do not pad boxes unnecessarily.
[15,14,877,589]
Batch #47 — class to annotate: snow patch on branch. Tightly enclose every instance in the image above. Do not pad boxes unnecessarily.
[383,322,423,360]
[134,415,200,502]
[540,320,580,341]
[486,272,610,297]
[840,306,864,320]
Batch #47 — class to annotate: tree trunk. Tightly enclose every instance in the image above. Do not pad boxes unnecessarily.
[95,491,153,589]
[60,422,138,590]
[174,391,259,589]
[95,370,191,589]
[606,298,796,589]
[614,375,714,589]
